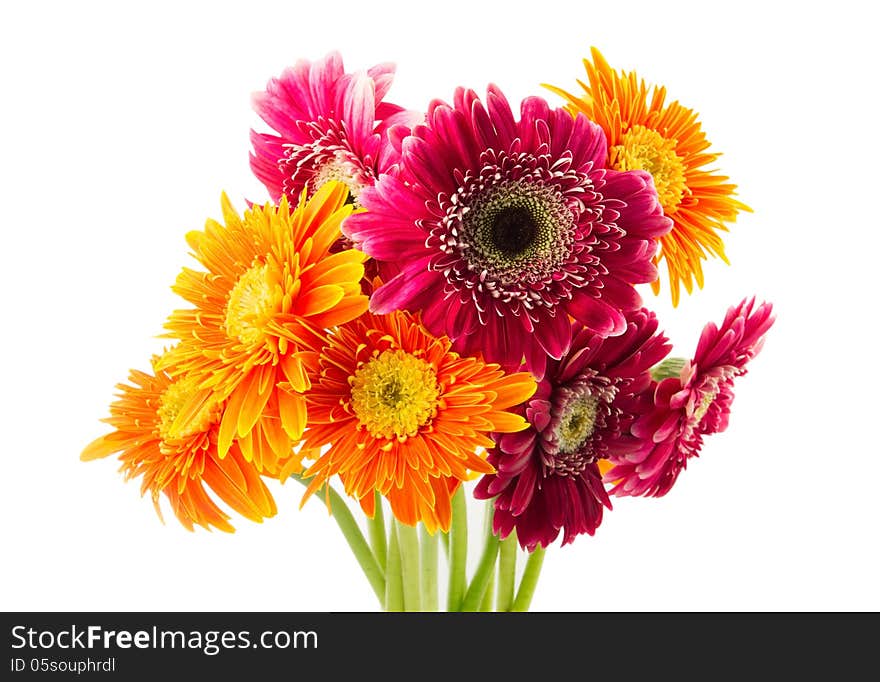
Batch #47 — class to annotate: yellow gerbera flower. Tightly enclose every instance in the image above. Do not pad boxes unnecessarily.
[160,181,369,475]
[81,354,277,532]
[545,47,750,306]
[298,309,537,533]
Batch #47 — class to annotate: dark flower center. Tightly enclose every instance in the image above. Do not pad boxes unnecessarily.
[490,206,538,256]
[459,180,574,286]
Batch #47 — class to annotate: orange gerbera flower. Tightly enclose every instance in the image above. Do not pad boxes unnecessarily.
[160,181,369,475]
[545,47,750,306]
[80,354,276,532]
[298,310,537,533]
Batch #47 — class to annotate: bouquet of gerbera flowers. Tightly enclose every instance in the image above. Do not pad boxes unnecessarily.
[81,48,774,612]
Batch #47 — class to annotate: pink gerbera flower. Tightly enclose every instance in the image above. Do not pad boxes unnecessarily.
[249,51,419,205]
[605,297,775,497]
[474,309,671,550]
[343,86,672,377]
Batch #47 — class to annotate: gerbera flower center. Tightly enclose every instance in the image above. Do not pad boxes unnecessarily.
[692,380,720,424]
[157,376,219,442]
[459,179,574,286]
[350,349,440,440]
[555,393,600,454]
[542,376,617,476]
[312,154,367,205]
[611,125,687,212]
[491,206,538,254]
[224,263,276,345]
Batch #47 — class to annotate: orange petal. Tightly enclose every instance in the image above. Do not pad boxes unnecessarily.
[280,354,310,393]
[485,411,530,433]
[485,373,538,409]
[169,387,215,441]
[308,294,369,329]
[236,365,275,438]
[278,388,307,441]
[295,284,346,317]
[80,434,119,461]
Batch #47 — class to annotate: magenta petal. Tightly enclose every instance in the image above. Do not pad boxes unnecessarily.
[369,259,438,314]
[492,509,516,540]
[496,445,535,475]
[485,313,529,372]
[599,276,642,312]
[524,337,548,380]
[526,399,552,432]
[308,51,343,115]
[486,474,512,496]
[535,309,572,360]
[367,62,396,102]
[566,293,627,337]
[509,461,539,516]
[653,410,684,442]
[500,429,536,455]
[473,474,496,500]
[571,114,607,167]
[404,136,456,192]
[486,84,517,148]
[420,297,450,338]
[342,73,376,149]
[636,440,677,478]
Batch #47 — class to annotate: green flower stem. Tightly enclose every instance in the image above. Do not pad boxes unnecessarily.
[367,492,387,573]
[395,521,421,612]
[384,522,404,612]
[511,546,546,612]
[446,486,468,612]
[479,570,496,612]
[496,532,518,612]
[459,506,499,612]
[420,525,439,612]
[292,476,384,606]
[440,529,450,557]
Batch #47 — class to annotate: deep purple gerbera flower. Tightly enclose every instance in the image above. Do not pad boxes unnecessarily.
[474,309,671,550]
[343,86,672,377]
[605,297,775,497]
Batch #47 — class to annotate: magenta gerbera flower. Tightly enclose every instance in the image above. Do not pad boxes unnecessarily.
[605,297,775,497]
[249,51,419,205]
[473,309,671,550]
[343,86,672,377]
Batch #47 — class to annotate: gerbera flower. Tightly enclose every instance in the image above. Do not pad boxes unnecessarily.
[298,309,537,533]
[160,181,369,474]
[343,85,671,378]
[604,297,775,497]
[250,50,420,205]
[81,354,276,532]
[474,309,671,551]
[545,47,751,306]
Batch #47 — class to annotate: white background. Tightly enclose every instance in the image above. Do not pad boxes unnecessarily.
[2,0,877,612]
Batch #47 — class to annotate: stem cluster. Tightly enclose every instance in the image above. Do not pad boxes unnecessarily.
[295,478,546,611]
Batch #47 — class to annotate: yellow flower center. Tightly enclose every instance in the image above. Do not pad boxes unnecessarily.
[224,263,276,346]
[157,376,220,442]
[350,349,440,440]
[693,383,719,424]
[313,155,365,206]
[556,394,599,454]
[611,125,687,212]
